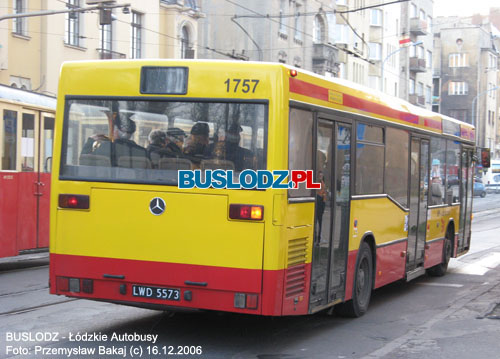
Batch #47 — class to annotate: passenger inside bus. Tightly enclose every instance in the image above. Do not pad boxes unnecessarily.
[80,113,148,167]
[183,122,210,166]
[147,128,186,168]
[220,123,255,171]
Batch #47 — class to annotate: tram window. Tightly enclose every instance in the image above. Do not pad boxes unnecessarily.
[21,113,35,172]
[288,108,313,198]
[2,110,17,170]
[385,127,409,207]
[356,123,384,195]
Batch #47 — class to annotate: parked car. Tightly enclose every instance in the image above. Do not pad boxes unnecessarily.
[473,182,487,198]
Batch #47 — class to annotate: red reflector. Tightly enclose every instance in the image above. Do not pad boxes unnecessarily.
[229,204,264,221]
[246,294,258,309]
[57,277,69,292]
[59,194,90,209]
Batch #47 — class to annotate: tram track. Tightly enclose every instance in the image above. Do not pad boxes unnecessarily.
[0,298,79,316]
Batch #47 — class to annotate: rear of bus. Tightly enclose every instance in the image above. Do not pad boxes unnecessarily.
[49,60,289,315]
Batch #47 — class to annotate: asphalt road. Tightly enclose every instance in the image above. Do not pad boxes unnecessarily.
[1,195,499,359]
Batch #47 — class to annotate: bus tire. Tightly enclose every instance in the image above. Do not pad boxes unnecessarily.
[427,229,453,277]
[335,242,373,318]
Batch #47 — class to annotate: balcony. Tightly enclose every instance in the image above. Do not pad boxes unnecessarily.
[97,48,126,60]
[409,94,425,106]
[312,43,339,74]
[409,57,426,72]
[410,18,427,36]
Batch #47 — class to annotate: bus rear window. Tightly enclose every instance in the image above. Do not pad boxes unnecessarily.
[60,99,267,186]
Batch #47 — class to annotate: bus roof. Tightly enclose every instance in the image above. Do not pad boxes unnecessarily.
[59,59,474,143]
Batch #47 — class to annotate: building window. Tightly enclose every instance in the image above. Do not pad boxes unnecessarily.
[100,23,112,57]
[370,9,382,26]
[409,78,415,94]
[335,24,349,44]
[449,53,469,67]
[279,0,287,35]
[410,3,417,18]
[184,0,197,10]
[313,15,325,43]
[65,0,81,46]
[427,15,432,26]
[294,3,303,42]
[419,9,426,21]
[180,25,193,58]
[368,43,382,60]
[131,11,142,58]
[417,46,424,59]
[449,81,468,95]
[417,82,424,96]
[426,50,432,68]
[13,0,28,36]
[425,86,432,104]
[489,53,497,69]
[448,110,467,122]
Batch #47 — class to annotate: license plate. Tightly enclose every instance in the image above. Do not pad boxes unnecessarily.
[132,285,180,301]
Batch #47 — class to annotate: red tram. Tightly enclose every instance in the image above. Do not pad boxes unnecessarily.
[0,85,56,258]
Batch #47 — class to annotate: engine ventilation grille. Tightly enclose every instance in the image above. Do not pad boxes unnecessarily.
[285,237,308,298]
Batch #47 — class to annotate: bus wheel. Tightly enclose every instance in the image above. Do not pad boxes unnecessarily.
[427,231,452,277]
[335,242,373,317]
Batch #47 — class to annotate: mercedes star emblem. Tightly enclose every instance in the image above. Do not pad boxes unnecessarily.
[149,197,166,216]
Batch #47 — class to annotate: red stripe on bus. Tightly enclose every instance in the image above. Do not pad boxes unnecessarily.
[290,78,422,127]
[423,118,443,130]
[50,253,262,293]
[424,240,445,269]
[374,241,407,289]
[50,254,303,316]
[289,77,329,102]
[344,250,358,302]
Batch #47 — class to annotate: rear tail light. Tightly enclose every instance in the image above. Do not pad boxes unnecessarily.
[229,204,264,221]
[56,277,93,294]
[234,293,259,310]
[57,277,69,292]
[59,194,90,209]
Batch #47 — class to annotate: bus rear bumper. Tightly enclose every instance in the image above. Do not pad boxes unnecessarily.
[49,253,287,316]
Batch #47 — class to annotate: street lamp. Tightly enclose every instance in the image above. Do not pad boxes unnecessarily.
[381,40,422,93]
[471,85,499,146]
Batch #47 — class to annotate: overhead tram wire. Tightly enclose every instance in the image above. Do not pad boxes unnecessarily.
[224,0,374,65]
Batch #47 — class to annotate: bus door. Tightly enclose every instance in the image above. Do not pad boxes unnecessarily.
[406,138,429,276]
[458,147,474,253]
[310,119,351,310]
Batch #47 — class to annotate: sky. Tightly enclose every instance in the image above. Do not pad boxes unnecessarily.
[433,0,499,17]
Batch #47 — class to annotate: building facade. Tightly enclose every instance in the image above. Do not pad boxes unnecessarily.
[197,0,338,76]
[365,0,401,96]
[398,0,434,109]
[0,0,202,95]
[433,17,499,152]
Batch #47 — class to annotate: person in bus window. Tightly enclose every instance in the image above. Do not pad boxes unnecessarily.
[80,111,113,159]
[147,129,168,168]
[111,114,148,165]
[165,127,187,156]
[223,123,255,171]
[147,128,187,167]
[183,122,210,165]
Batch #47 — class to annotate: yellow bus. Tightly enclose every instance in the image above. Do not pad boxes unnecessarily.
[50,60,476,317]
